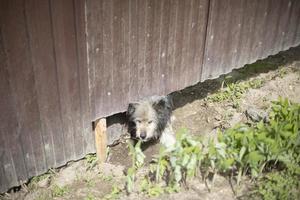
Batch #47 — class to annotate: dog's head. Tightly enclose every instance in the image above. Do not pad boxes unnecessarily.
[127,96,173,142]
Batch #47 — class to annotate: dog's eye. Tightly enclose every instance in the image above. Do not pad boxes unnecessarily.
[136,120,141,124]
[148,120,153,124]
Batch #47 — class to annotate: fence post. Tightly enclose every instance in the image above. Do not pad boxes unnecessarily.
[94,118,107,163]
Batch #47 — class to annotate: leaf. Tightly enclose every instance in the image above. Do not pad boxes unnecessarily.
[239,146,247,161]
[247,151,265,166]
[174,166,182,183]
[181,154,190,167]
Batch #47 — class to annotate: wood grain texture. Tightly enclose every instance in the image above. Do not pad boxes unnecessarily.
[0,0,92,192]
[50,0,83,160]
[2,0,47,178]
[202,0,300,81]
[25,0,65,167]
[87,0,209,119]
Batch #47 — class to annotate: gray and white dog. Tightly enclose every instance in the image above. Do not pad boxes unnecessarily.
[127,95,176,148]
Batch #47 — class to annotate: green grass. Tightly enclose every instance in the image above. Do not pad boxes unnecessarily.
[206,78,264,107]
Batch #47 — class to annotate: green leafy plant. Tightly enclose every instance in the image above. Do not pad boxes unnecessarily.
[256,170,300,200]
[207,78,264,105]
[145,129,203,194]
[126,140,145,193]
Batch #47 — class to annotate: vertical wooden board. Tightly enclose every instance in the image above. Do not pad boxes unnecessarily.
[283,0,299,49]
[50,0,83,160]
[291,1,300,46]
[159,0,171,95]
[74,0,94,154]
[120,0,131,112]
[1,0,47,177]
[178,0,191,89]
[86,0,103,120]
[201,0,216,80]
[189,0,208,85]
[185,0,197,87]
[166,0,178,93]
[173,0,186,91]
[261,0,282,57]
[0,127,8,192]
[112,0,127,110]
[0,77,18,191]
[0,26,25,191]
[235,0,257,68]
[137,0,147,98]
[99,0,114,116]
[202,0,232,80]
[238,0,254,62]
[0,155,8,192]
[181,0,195,88]
[144,0,155,96]
[25,0,66,167]
[223,0,243,73]
[128,0,139,103]
[273,0,290,52]
[249,0,269,63]
[152,0,163,94]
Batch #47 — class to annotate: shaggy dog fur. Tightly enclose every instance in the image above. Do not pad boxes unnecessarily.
[127,95,176,148]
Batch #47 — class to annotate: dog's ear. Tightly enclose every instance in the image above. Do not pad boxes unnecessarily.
[153,96,173,111]
[127,103,139,116]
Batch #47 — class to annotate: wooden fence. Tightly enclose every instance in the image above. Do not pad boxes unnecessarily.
[0,0,299,192]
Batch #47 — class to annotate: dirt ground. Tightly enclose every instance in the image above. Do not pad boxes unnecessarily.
[1,46,300,200]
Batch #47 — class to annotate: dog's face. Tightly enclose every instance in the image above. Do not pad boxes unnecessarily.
[127,101,158,141]
[127,96,173,142]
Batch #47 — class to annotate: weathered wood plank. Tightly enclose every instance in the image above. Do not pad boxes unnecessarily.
[25,0,65,167]
[0,23,26,191]
[74,0,95,154]
[50,0,83,160]
[1,0,47,177]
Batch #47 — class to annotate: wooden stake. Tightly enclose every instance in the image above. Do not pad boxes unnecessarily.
[94,118,107,163]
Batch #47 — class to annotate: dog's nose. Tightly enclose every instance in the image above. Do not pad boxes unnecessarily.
[140,132,146,139]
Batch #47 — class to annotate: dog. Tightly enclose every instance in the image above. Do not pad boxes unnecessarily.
[126,95,176,148]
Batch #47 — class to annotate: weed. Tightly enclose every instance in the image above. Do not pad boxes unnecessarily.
[99,173,113,182]
[140,178,165,197]
[86,154,98,170]
[126,140,145,193]
[84,177,96,188]
[102,185,122,200]
[51,185,69,197]
[27,170,55,190]
[207,78,264,105]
